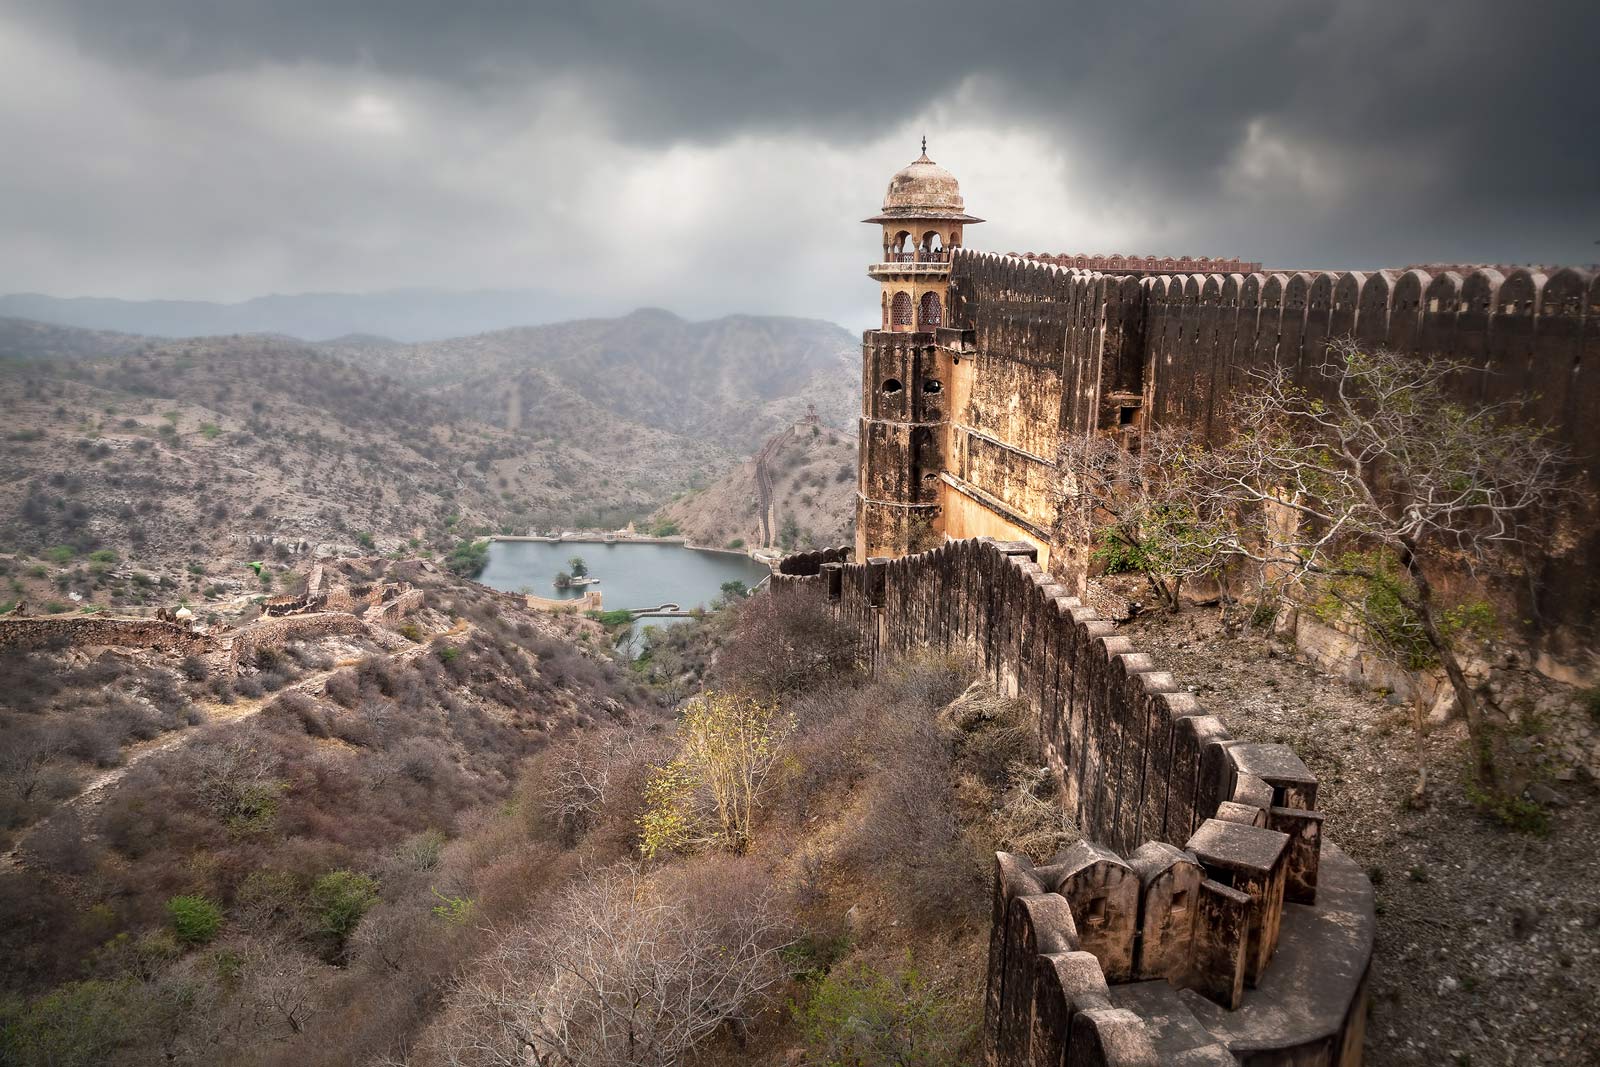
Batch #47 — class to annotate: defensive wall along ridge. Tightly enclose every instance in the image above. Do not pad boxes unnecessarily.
[858,250,1600,674]
[774,539,1371,1067]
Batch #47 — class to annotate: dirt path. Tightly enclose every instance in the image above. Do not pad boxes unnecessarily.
[1119,603,1600,1067]
[0,626,458,871]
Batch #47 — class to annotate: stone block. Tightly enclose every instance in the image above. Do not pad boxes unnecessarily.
[1186,819,1291,985]
[1227,741,1318,810]
[1267,805,1325,905]
[1068,1007,1158,1067]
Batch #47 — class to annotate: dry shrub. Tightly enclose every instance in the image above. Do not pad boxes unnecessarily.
[711,589,860,699]
[425,857,791,1067]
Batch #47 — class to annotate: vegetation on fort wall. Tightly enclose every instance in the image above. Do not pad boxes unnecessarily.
[1065,343,1570,804]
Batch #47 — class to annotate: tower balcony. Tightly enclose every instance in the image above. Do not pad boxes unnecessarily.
[867,253,952,280]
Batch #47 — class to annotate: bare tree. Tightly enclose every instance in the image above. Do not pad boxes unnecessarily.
[543,729,652,845]
[0,723,66,804]
[1191,340,1570,797]
[1054,428,1232,611]
[437,861,791,1067]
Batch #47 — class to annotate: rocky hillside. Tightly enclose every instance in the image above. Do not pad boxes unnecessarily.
[322,308,858,453]
[0,310,861,611]
[0,317,148,362]
[654,421,857,552]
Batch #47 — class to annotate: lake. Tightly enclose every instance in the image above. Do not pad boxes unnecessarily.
[477,540,772,612]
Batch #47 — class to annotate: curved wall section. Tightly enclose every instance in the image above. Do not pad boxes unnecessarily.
[773,537,1372,1066]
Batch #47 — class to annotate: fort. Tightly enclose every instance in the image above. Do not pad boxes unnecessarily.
[777,148,1600,1065]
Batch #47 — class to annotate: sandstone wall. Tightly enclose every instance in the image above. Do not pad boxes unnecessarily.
[939,250,1600,665]
[773,537,1370,1064]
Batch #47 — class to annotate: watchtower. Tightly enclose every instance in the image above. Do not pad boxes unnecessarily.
[856,142,983,559]
[863,139,984,332]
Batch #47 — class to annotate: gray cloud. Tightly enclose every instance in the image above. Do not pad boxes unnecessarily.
[1,0,1595,330]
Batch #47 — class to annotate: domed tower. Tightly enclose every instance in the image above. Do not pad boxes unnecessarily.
[863,139,984,333]
[855,143,983,560]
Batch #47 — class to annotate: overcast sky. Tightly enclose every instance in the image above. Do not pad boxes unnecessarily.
[2,0,1595,330]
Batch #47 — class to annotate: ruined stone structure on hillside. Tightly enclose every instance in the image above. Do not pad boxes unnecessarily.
[814,147,1600,1065]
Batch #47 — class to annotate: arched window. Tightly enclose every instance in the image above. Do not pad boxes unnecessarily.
[889,231,914,263]
[918,291,942,329]
[891,291,914,328]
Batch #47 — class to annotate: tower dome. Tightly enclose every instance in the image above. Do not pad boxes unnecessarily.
[883,150,965,213]
[864,141,984,224]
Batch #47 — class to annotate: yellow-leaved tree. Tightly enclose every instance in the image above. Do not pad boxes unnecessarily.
[641,692,794,857]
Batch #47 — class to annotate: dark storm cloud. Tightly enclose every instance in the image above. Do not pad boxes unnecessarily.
[2,0,1596,320]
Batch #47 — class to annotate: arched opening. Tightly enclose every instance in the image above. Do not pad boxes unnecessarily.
[920,231,945,262]
[881,378,904,394]
[918,290,942,329]
[888,230,915,263]
[891,291,913,328]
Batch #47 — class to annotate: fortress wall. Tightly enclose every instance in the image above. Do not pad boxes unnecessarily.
[943,253,1600,656]
[228,611,372,670]
[772,538,1368,1064]
[774,537,1307,853]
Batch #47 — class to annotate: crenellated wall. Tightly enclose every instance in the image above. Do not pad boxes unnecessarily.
[922,251,1600,666]
[772,538,1373,1065]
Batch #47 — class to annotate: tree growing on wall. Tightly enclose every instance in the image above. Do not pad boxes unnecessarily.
[1055,429,1231,612]
[1191,340,1570,800]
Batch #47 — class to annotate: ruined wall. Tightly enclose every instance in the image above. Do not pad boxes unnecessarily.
[0,616,213,656]
[771,537,1371,1064]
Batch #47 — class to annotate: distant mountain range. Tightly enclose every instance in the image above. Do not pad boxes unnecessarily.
[0,308,860,560]
[0,287,624,342]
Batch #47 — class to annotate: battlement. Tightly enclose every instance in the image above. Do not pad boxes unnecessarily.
[772,538,1373,1064]
[1012,252,1264,276]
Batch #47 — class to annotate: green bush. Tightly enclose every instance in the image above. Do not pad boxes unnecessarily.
[0,979,145,1067]
[586,609,635,627]
[445,539,489,578]
[799,960,971,1067]
[165,895,222,945]
[199,422,222,439]
[309,869,380,950]
[44,546,74,565]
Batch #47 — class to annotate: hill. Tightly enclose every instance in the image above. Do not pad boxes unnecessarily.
[0,288,620,343]
[0,311,859,612]
[324,308,859,454]
[654,420,857,551]
[0,317,149,362]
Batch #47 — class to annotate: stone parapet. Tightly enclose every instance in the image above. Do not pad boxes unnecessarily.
[774,537,1371,1064]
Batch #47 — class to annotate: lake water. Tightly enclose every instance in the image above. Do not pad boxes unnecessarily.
[478,540,772,612]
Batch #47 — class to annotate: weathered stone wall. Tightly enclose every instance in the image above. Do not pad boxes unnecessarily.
[772,537,1372,1065]
[936,251,1600,669]
[227,612,372,670]
[0,616,213,656]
